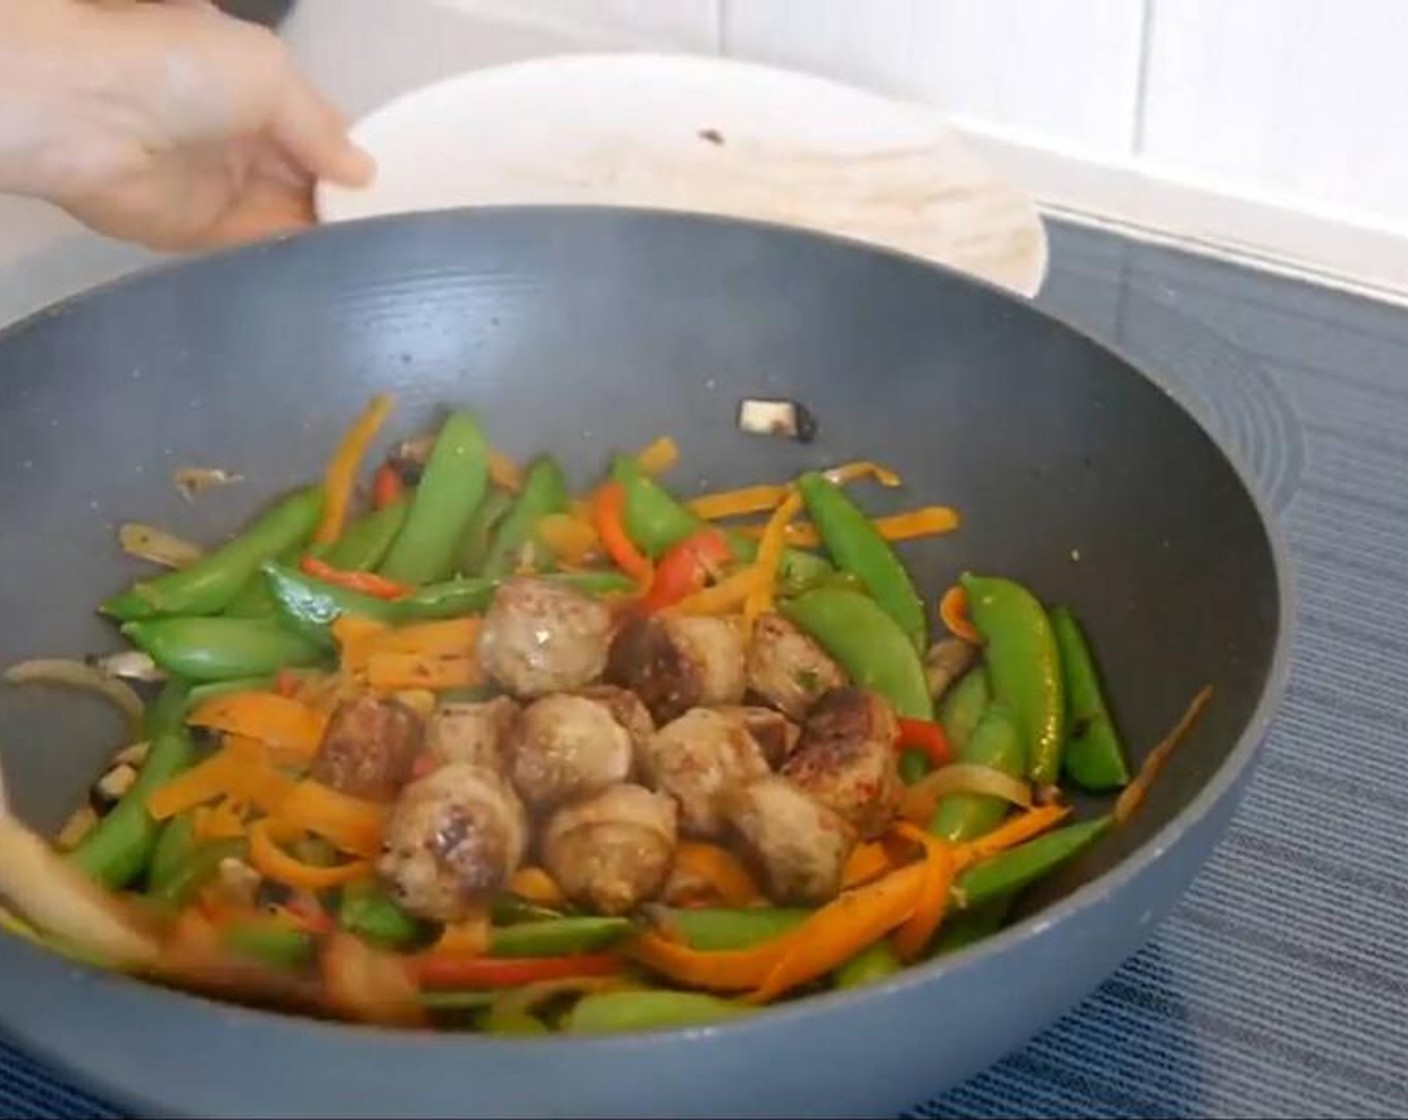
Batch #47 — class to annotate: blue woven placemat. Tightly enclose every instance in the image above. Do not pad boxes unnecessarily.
[3,221,1405,1119]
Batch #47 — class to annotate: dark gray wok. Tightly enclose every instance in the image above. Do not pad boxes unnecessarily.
[0,208,1289,1118]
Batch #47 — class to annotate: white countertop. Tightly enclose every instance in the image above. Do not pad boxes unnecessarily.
[0,0,603,329]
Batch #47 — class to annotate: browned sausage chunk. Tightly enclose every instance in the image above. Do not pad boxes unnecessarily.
[724,775,855,905]
[782,688,902,839]
[510,694,634,809]
[426,696,519,772]
[641,708,771,838]
[573,684,656,761]
[377,763,529,921]
[311,696,424,802]
[606,615,745,724]
[542,783,678,915]
[745,612,846,720]
[714,705,801,769]
[477,577,614,698]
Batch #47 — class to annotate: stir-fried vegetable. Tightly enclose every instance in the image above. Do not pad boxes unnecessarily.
[0,393,1206,1037]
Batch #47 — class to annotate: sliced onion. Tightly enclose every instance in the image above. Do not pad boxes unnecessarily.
[118,522,204,569]
[89,650,165,683]
[901,762,1033,824]
[2,659,144,738]
[0,808,158,966]
[173,466,243,502]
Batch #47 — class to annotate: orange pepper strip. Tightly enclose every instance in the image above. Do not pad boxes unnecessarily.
[508,867,566,908]
[1115,685,1214,826]
[272,781,388,858]
[631,931,785,992]
[146,749,242,820]
[488,448,523,493]
[672,565,767,616]
[431,906,492,956]
[314,393,394,545]
[890,824,956,962]
[743,489,803,626]
[634,435,680,476]
[669,842,762,908]
[332,615,391,676]
[187,692,329,757]
[366,652,480,692]
[193,798,247,841]
[824,461,902,488]
[687,484,792,521]
[366,618,480,658]
[592,482,654,585]
[952,804,1072,871]
[938,584,981,643]
[841,841,892,889]
[735,506,962,547]
[537,513,601,567]
[248,820,373,890]
[746,862,928,1005]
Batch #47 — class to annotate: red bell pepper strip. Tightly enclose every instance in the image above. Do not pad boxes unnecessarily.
[300,556,411,601]
[414,952,623,990]
[592,482,654,585]
[895,717,952,767]
[640,528,732,614]
[372,464,405,510]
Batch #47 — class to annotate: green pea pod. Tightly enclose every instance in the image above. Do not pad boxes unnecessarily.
[325,499,409,572]
[146,813,196,897]
[796,472,927,652]
[566,990,747,1034]
[489,916,632,958]
[661,907,809,951]
[222,540,308,619]
[961,573,1066,787]
[122,617,326,681]
[224,921,316,971]
[262,562,401,648]
[102,486,324,621]
[421,990,499,1012]
[833,941,902,989]
[932,898,1013,957]
[149,837,249,908]
[928,705,1026,844]
[483,1006,551,1036]
[609,456,831,591]
[338,881,427,948]
[781,588,933,719]
[482,457,569,577]
[396,571,635,622]
[953,817,1111,911]
[490,895,567,925]
[1051,606,1130,791]
[459,489,515,576]
[898,750,930,786]
[939,667,990,751]
[380,412,490,585]
[69,679,195,888]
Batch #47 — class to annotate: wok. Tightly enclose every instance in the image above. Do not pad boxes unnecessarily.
[0,208,1289,1118]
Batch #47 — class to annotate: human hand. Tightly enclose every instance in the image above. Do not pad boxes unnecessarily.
[0,0,374,249]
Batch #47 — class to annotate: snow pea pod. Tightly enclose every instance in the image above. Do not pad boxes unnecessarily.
[324,499,409,572]
[459,488,515,576]
[122,617,326,681]
[796,472,927,652]
[566,991,747,1033]
[149,837,248,908]
[928,705,1026,844]
[780,588,933,719]
[482,457,569,577]
[489,917,632,958]
[224,921,316,971]
[961,573,1066,787]
[1051,606,1130,791]
[661,907,809,951]
[69,679,195,888]
[932,899,1013,957]
[380,411,490,585]
[222,540,308,619]
[939,667,990,750]
[262,562,400,647]
[102,486,324,621]
[338,881,427,949]
[146,813,196,897]
[952,817,1111,910]
[833,941,902,989]
[396,570,635,622]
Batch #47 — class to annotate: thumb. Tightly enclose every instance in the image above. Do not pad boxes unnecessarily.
[270,75,375,189]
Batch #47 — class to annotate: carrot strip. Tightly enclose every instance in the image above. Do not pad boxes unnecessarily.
[952,804,1072,870]
[635,435,680,476]
[508,867,566,908]
[314,393,394,545]
[746,862,927,1004]
[487,449,523,492]
[1115,685,1214,825]
[248,820,372,890]
[272,781,387,858]
[841,841,892,889]
[938,584,981,643]
[366,618,480,659]
[743,489,804,625]
[366,652,480,692]
[668,842,762,908]
[890,824,956,962]
[187,691,329,757]
[631,931,784,992]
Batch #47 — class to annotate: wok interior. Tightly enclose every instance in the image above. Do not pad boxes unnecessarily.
[0,208,1280,923]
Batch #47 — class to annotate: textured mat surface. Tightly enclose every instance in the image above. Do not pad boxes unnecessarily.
[3,221,1405,1119]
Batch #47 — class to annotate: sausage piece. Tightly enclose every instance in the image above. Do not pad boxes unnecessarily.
[641,708,770,838]
[477,577,614,698]
[426,696,519,772]
[377,763,528,921]
[606,615,745,724]
[311,696,424,802]
[714,705,801,769]
[573,684,656,761]
[724,775,855,905]
[744,612,846,720]
[510,694,634,809]
[542,783,678,915]
[782,688,902,839]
